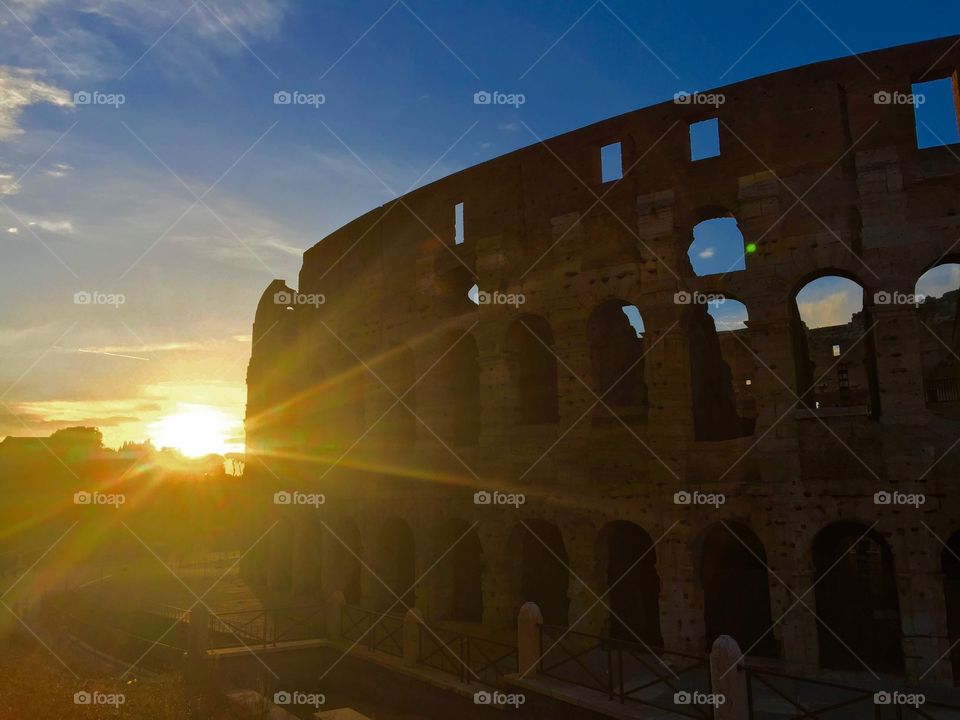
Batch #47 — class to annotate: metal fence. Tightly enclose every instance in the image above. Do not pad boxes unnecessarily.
[539,624,714,718]
[340,604,404,657]
[743,666,960,720]
[417,624,517,684]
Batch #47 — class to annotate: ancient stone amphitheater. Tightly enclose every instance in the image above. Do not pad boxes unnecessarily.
[245,36,960,688]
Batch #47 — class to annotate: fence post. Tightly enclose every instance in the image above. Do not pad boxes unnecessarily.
[327,591,345,640]
[518,602,543,678]
[710,635,748,720]
[186,605,211,718]
[403,608,423,668]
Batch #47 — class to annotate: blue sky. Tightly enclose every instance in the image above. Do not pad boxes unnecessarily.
[0,0,957,447]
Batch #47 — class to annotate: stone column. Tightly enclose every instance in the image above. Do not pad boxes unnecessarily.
[403,608,423,668]
[326,590,345,640]
[517,602,543,678]
[710,635,749,720]
[899,531,953,683]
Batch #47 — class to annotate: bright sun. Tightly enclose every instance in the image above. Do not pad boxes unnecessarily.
[150,404,240,457]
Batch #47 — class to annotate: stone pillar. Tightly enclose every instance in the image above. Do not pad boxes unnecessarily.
[565,525,607,636]
[327,590,345,640]
[517,602,543,678]
[870,302,927,421]
[402,607,423,668]
[710,635,749,720]
[899,532,953,683]
[658,538,702,655]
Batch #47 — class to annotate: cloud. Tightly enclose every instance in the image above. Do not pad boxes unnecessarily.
[6,227,17,234]
[0,66,74,139]
[916,263,960,300]
[498,122,520,132]
[1,1,291,81]
[0,173,19,195]
[798,289,862,329]
[697,247,714,259]
[46,162,72,178]
[27,218,74,234]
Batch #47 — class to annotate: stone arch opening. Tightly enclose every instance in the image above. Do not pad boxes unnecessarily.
[374,516,416,612]
[270,516,295,595]
[507,521,570,626]
[586,299,648,421]
[435,266,476,316]
[708,299,756,434]
[505,315,559,424]
[329,517,362,605]
[813,523,904,673]
[381,344,418,447]
[436,333,480,445]
[792,274,880,415]
[688,214,747,276]
[688,300,751,441]
[434,519,484,622]
[915,263,960,409]
[700,523,776,657]
[596,521,663,645]
[943,532,960,684]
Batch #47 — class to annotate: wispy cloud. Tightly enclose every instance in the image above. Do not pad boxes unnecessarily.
[0,66,74,139]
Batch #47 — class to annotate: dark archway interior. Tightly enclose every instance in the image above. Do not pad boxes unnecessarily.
[437,335,480,445]
[701,523,777,657]
[376,517,416,611]
[438,521,484,622]
[331,518,363,605]
[813,523,904,673]
[518,522,570,626]
[587,300,647,409]
[602,521,663,646]
[944,533,960,684]
[506,315,559,424]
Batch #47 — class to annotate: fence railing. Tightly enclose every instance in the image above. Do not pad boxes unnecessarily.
[538,624,714,718]
[340,604,404,657]
[743,666,960,719]
[925,378,960,404]
[208,604,326,649]
[58,598,187,672]
[417,624,517,684]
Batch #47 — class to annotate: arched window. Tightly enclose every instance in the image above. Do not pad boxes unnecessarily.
[381,345,417,447]
[688,216,747,276]
[916,263,960,407]
[793,275,878,414]
[328,517,362,605]
[701,523,776,657]
[943,532,960,684]
[707,299,756,436]
[435,519,484,622]
[813,523,903,673]
[597,521,662,645]
[507,521,570,626]
[587,300,647,418]
[435,266,476,315]
[436,334,480,445]
[505,315,559,424]
[374,517,416,612]
[270,517,295,595]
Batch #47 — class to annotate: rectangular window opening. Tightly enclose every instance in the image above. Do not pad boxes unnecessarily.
[454,201,465,245]
[600,142,622,183]
[913,77,960,149]
[832,344,841,357]
[745,379,752,386]
[689,118,720,161]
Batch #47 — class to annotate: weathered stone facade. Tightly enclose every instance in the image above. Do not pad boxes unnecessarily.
[246,37,960,686]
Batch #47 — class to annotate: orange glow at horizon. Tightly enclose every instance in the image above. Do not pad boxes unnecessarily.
[149,403,243,457]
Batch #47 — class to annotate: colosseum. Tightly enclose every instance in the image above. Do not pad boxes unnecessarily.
[243,35,960,708]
